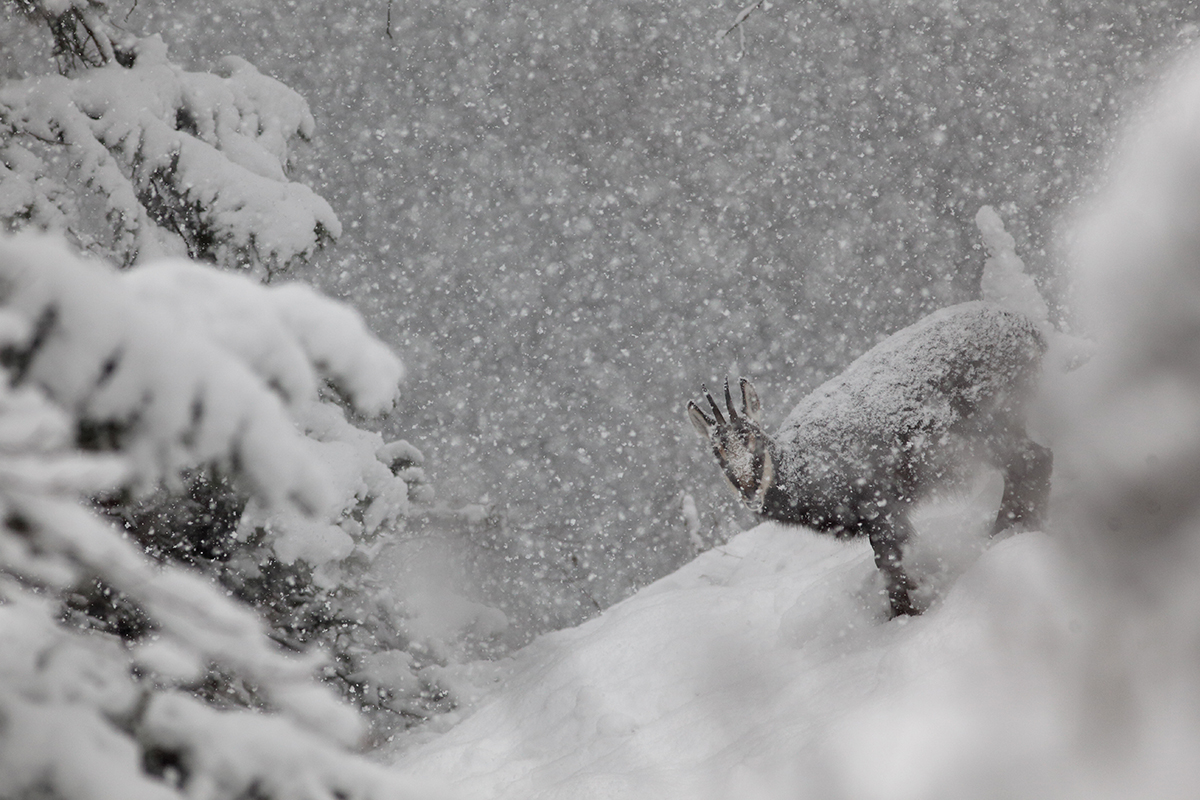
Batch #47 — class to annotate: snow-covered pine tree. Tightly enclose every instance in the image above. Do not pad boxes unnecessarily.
[0,0,338,276]
[0,232,453,799]
[1,0,501,735]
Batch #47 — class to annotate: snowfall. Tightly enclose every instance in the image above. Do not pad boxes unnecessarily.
[382,216,1090,798]
[381,52,1200,800]
[10,8,1200,800]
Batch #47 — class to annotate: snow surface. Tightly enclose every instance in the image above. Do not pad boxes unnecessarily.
[390,486,1079,799]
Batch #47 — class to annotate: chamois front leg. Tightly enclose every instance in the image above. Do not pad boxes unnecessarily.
[861,511,919,618]
[687,378,775,512]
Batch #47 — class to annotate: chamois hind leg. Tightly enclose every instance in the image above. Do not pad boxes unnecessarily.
[863,512,919,618]
[992,437,1052,536]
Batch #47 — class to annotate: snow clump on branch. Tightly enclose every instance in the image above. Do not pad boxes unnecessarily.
[0,233,413,568]
[0,232,452,800]
[0,14,339,275]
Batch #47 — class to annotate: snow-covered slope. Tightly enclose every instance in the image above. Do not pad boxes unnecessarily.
[391,498,1077,799]
[389,44,1200,800]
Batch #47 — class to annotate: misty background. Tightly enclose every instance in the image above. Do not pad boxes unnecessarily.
[6,0,1196,642]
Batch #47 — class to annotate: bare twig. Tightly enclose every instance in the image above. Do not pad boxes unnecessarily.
[718,0,766,42]
[78,8,116,64]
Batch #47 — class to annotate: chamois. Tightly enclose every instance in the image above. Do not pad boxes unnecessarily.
[688,301,1050,617]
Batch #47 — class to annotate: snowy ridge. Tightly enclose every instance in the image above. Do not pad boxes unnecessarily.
[393,513,1068,800]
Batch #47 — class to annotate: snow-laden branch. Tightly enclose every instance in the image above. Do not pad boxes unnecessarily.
[8,0,136,73]
[122,259,404,416]
[0,232,451,799]
[109,253,419,572]
[1,234,328,508]
[719,0,766,40]
[0,31,340,275]
[0,234,409,554]
[0,381,431,799]
[716,0,767,59]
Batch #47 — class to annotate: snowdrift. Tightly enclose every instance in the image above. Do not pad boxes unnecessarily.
[392,507,1083,799]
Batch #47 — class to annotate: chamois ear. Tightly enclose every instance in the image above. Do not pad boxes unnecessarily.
[739,378,762,423]
[688,401,714,440]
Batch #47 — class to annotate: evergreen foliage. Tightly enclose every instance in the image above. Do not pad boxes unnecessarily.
[0,232,450,799]
[0,0,497,761]
[1,0,338,275]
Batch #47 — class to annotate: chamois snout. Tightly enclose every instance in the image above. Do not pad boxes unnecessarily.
[688,378,775,510]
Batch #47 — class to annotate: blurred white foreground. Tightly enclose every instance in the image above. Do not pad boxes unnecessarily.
[392,497,1094,799]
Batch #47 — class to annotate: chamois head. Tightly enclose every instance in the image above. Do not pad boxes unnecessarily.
[688,378,775,511]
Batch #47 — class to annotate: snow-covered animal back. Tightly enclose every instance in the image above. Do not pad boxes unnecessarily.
[689,301,1050,617]
[775,301,1046,507]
